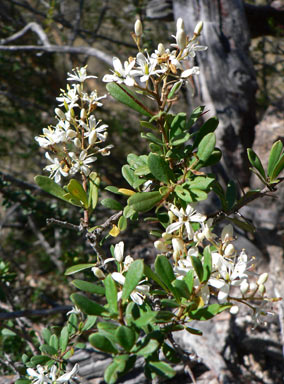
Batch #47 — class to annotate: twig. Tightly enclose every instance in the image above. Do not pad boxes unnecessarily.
[0,44,113,65]
[46,218,82,231]
[0,22,51,46]
[0,305,72,320]
[28,216,64,272]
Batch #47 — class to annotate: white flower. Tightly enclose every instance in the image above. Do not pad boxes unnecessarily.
[44,152,68,183]
[111,272,149,305]
[209,251,248,303]
[181,66,200,78]
[66,306,81,316]
[50,363,79,383]
[104,241,125,264]
[184,42,207,58]
[166,204,206,240]
[67,66,97,82]
[69,150,97,176]
[27,365,50,384]
[82,90,107,107]
[102,57,135,86]
[82,115,108,143]
[56,84,79,108]
[131,53,164,83]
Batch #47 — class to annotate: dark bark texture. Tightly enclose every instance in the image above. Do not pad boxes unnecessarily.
[172,0,257,186]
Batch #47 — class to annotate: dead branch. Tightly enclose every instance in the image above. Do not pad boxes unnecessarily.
[0,21,51,46]
[0,305,72,320]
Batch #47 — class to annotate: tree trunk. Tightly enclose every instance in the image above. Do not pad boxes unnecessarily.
[173,0,257,186]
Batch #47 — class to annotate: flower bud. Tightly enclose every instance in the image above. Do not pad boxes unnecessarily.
[80,108,87,120]
[66,129,76,139]
[92,267,105,280]
[194,21,203,36]
[224,243,235,257]
[74,138,81,148]
[173,250,180,263]
[154,240,168,253]
[249,282,257,293]
[172,238,185,255]
[55,108,66,120]
[240,280,249,295]
[134,19,143,37]
[157,43,165,55]
[88,130,97,146]
[230,305,239,315]
[221,224,234,243]
[176,17,184,31]
[257,272,268,285]
[258,284,266,296]
[114,241,124,263]
[176,28,187,50]
[162,232,171,240]
[168,211,175,223]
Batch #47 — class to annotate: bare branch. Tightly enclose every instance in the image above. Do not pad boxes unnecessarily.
[0,44,113,65]
[0,21,51,46]
[46,218,82,231]
[0,305,72,320]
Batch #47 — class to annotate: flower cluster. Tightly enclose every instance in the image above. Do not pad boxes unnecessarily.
[154,203,272,322]
[35,67,112,183]
[102,18,207,91]
[27,363,79,384]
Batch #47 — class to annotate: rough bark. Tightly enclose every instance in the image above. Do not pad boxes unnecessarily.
[172,0,257,186]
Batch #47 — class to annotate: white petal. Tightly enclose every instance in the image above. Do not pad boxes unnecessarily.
[112,272,125,285]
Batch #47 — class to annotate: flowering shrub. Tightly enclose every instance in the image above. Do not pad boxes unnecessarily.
[16,18,284,384]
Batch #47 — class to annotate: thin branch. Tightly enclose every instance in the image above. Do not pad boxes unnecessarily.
[0,305,72,320]
[0,170,41,192]
[0,21,51,46]
[46,218,82,231]
[0,44,113,65]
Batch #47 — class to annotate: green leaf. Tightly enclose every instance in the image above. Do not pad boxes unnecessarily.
[67,179,88,208]
[106,82,152,116]
[59,326,69,353]
[82,315,97,331]
[115,326,136,351]
[49,334,58,350]
[228,217,255,233]
[123,205,136,219]
[122,165,139,188]
[271,153,284,180]
[30,355,52,365]
[104,275,118,313]
[185,326,203,336]
[155,255,175,287]
[190,256,203,282]
[196,148,222,169]
[15,380,31,384]
[187,176,215,191]
[247,148,266,179]
[193,117,218,148]
[40,344,57,355]
[163,343,180,364]
[101,198,123,211]
[128,191,163,212]
[89,333,118,354]
[104,361,119,384]
[167,80,182,99]
[226,180,237,210]
[148,153,173,183]
[105,185,120,194]
[65,263,96,275]
[187,106,205,128]
[88,172,100,210]
[141,132,164,146]
[184,270,194,294]
[155,256,179,300]
[72,280,105,295]
[160,299,179,308]
[197,132,216,163]
[170,132,191,146]
[136,339,159,356]
[267,140,283,177]
[71,293,107,316]
[202,246,212,283]
[122,259,144,301]
[42,328,51,344]
[172,279,191,299]
[118,215,127,231]
[175,185,192,202]
[133,311,157,327]
[190,303,231,320]
[148,361,176,378]
[34,175,77,205]
[143,264,168,291]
